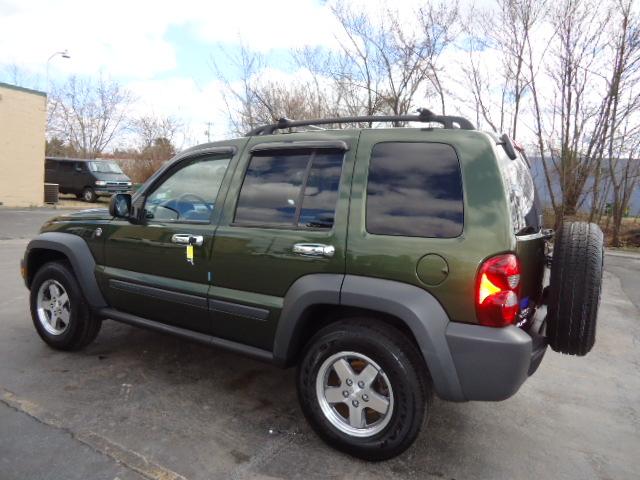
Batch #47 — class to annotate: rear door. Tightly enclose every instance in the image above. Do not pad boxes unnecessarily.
[207,133,357,350]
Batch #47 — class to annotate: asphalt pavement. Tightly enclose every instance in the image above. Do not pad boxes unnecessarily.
[0,208,638,480]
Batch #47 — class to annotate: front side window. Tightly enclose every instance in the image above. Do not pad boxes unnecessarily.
[144,156,230,222]
[366,142,464,238]
[234,149,344,229]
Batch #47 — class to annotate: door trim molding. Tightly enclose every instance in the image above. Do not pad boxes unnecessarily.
[109,279,270,320]
[109,279,208,309]
[208,298,269,321]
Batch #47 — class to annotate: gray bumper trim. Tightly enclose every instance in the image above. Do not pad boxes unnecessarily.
[446,323,535,401]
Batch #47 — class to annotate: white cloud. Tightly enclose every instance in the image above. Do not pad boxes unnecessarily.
[0,0,184,79]
[187,0,341,52]
[126,76,229,146]
[0,0,345,82]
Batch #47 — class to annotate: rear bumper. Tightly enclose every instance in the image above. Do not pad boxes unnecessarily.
[445,307,547,401]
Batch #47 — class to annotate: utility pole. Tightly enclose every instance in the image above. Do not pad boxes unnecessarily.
[204,122,212,142]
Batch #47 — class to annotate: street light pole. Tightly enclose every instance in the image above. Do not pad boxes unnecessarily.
[46,49,71,90]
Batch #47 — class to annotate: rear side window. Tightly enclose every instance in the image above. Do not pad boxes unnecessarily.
[498,151,538,233]
[234,149,344,229]
[366,142,463,238]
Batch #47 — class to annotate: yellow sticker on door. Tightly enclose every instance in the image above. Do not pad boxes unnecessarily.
[186,244,194,265]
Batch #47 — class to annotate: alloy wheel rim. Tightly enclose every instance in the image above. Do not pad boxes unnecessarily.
[36,279,71,335]
[315,351,394,437]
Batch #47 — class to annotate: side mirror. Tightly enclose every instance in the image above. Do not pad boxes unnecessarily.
[109,193,133,219]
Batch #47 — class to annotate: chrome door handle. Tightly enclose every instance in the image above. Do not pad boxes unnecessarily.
[292,243,335,258]
[171,234,204,246]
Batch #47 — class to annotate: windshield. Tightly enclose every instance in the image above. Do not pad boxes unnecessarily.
[88,161,123,174]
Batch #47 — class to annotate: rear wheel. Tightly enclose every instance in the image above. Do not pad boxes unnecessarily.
[30,261,102,351]
[297,318,431,460]
[547,222,604,356]
[82,187,97,202]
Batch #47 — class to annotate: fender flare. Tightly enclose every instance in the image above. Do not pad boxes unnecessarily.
[24,232,107,308]
[273,274,465,401]
[273,274,343,366]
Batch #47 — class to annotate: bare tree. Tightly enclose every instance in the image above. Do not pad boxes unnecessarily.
[461,0,546,137]
[526,0,611,218]
[602,0,640,245]
[133,115,182,151]
[48,75,134,158]
[213,44,266,135]
[0,64,41,90]
[214,44,343,135]
[416,1,461,115]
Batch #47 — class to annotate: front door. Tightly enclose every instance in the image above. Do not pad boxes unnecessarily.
[99,147,239,334]
[207,133,358,350]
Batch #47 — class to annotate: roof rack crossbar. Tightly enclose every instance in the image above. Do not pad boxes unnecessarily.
[245,109,475,136]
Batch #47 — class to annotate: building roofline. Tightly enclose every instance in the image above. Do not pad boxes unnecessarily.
[0,81,47,97]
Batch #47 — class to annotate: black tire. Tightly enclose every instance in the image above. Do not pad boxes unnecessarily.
[547,222,604,356]
[30,261,102,351]
[82,187,97,202]
[297,318,431,461]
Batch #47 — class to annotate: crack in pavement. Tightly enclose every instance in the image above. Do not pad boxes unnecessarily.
[0,388,188,480]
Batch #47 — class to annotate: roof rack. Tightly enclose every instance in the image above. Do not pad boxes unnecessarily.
[245,108,475,136]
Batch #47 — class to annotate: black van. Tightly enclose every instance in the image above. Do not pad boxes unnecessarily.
[44,157,132,202]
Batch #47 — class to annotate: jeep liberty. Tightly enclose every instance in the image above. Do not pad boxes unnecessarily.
[23,110,604,460]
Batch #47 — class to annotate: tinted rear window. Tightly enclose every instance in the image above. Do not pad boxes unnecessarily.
[366,142,463,238]
[234,149,344,228]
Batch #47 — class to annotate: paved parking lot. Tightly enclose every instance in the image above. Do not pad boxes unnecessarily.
[0,208,639,480]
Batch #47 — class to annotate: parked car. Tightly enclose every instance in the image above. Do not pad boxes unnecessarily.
[44,157,132,202]
[25,111,603,460]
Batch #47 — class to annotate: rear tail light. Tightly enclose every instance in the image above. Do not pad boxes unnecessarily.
[476,254,521,327]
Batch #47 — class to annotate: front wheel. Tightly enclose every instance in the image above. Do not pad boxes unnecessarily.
[30,261,102,350]
[297,319,431,460]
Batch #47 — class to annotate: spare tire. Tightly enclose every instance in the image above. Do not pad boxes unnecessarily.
[547,222,604,356]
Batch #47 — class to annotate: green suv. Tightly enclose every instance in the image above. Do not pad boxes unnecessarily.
[22,110,604,460]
